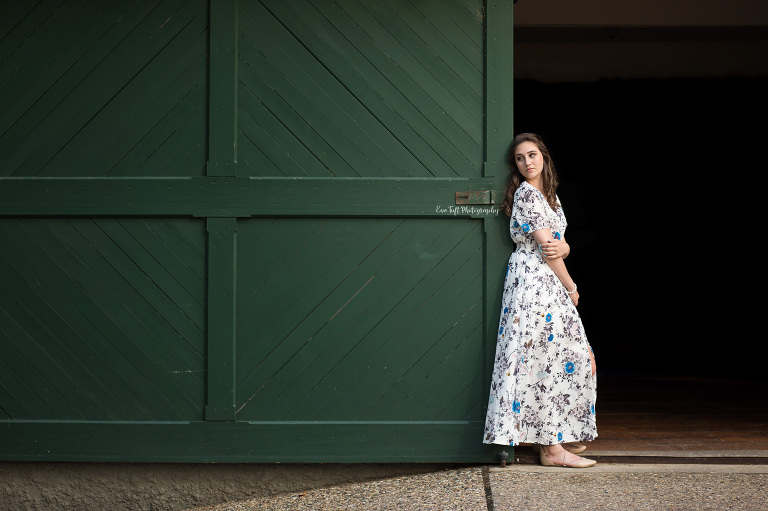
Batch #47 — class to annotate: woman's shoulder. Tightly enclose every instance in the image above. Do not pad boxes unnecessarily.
[514,181,544,203]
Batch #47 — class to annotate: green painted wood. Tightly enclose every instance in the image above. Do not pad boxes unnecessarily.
[0,219,207,421]
[209,0,238,177]
[0,177,500,217]
[237,20,370,178]
[0,0,514,463]
[305,0,481,164]
[248,0,481,178]
[0,421,499,462]
[0,0,208,177]
[235,219,471,419]
[316,225,483,421]
[482,0,516,423]
[206,218,238,420]
[237,0,419,178]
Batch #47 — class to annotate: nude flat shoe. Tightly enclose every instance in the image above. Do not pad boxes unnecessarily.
[567,443,587,454]
[539,449,597,468]
[532,443,587,454]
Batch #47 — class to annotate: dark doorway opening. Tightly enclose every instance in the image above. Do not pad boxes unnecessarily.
[513,75,768,460]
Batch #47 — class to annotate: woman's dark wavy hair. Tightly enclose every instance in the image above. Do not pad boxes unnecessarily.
[500,133,560,217]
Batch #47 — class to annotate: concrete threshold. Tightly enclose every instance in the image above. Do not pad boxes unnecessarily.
[511,449,768,466]
[490,463,768,474]
[587,450,768,457]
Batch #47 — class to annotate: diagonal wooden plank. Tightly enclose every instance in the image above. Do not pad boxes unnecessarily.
[237,218,458,418]
[51,219,205,381]
[238,29,365,177]
[239,1,428,178]
[69,26,208,177]
[0,0,90,93]
[0,0,115,116]
[7,219,204,418]
[0,315,88,419]
[0,235,124,420]
[244,218,471,418]
[0,0,162,164]
[415,0,483,75]
[299,0,480,175]
[237,111,286,176]
[126,95,207,177]
[83,219,205,350]
[291,221,483,419]
[260,0,465,178]
[0,0,65,64]
[239,2,412,178]
[0,1,40,51]
[348,0,482,135]
[385,318,484,420]
[0,353,55,420]
[31,1,207,177]
[335,247,483,420]
[236,218,409,399]
[0,378,33,420]
[2,0,204,176]
[238,77,332,177]
[112,219,206,307]
[359,293,483,420]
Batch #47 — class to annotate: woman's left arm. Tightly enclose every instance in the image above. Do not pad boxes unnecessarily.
[539,236,570,260]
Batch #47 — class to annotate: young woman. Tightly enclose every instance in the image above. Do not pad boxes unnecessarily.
[483,133,598,468]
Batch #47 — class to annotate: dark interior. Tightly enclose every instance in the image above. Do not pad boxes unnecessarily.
[510,15,768,457]
[514,76,767,380]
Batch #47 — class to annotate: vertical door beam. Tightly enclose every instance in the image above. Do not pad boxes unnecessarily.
[208,0,239,177]
[206,0,239,420]
[206,217,238,419]
[482,0,515,412]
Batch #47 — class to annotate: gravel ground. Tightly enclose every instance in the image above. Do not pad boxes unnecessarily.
[490,465,768,511]
[187,464,768,511]
[187,466,488,511]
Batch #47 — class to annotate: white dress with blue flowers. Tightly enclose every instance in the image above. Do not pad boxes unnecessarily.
[483,181,597,446]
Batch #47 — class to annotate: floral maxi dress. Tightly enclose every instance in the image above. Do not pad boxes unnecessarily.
[483,182,597,446]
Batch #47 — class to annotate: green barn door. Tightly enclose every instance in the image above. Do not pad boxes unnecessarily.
[0,0,513,462]
[230,0,513,461]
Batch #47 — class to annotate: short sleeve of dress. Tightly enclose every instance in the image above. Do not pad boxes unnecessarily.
[513,184,551,233]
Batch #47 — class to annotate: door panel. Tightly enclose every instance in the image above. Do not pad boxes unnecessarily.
[237,0,483,178]
[236,217,484,422]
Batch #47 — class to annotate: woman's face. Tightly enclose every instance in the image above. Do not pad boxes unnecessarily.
[513,141,544,183]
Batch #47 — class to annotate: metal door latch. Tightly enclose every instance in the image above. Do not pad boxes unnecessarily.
[455,190,496,205]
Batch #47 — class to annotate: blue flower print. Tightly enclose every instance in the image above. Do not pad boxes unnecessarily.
[565,362,575,374]
[499,326,504,335]
[548,334,554,342]
[591,404,595,414]
[553,232,561,240]
[557,432,563,442]
[521,223,530,233]
[545,313,552,322]
[512,220,520,228]
[512,400,521,413]
[504,307,509,314]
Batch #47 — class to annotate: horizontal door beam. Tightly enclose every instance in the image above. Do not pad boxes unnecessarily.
[0,421,500,463]
[0,177,501,218]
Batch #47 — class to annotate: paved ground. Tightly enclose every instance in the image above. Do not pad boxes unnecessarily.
[187,463,768,511]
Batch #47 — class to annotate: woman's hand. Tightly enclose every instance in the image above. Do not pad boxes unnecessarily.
[539,238,570,260]
[569,289,579,307]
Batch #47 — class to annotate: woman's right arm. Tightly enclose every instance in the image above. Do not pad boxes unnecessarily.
[532,228,579,306]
